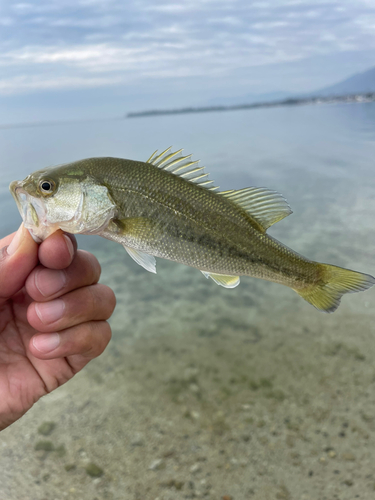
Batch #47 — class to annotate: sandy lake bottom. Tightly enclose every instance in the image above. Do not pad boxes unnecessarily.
[1,104,375,499]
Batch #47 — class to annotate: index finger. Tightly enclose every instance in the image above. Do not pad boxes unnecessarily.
[25,250,101,302]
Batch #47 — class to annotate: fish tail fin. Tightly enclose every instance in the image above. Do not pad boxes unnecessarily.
[294,264,375,313]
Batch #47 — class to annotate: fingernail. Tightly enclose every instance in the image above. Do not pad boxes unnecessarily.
[7,225,23,256]
[33,333,60,353]
[63,234,74,260]
[35,299,65,324]
[35,269,67,297]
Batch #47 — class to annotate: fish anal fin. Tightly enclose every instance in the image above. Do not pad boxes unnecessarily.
[201,271,240,288]
[221,187,292,231]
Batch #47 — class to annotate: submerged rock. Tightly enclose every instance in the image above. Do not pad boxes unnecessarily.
[34,440,54,452]
[37,422,56,436]
[85,462,104,478]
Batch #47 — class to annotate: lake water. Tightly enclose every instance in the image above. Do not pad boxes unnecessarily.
[1,103,375,499]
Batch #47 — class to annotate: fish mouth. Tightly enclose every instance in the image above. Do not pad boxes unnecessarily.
[10,180,48,242]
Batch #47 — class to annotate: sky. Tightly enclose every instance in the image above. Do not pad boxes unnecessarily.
[1,0,375,123]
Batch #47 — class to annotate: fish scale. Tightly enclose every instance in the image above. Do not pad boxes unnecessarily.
[10,147,374,312]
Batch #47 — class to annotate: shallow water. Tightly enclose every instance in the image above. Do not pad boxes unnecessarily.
[1,103,375,499]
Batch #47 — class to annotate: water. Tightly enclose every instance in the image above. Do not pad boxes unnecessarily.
[1,103,375,499]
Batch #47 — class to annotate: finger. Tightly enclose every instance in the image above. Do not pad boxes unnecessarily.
[25,250,101,302]
[29,320,112,370]
[0,230,17,249]
[0,224,38,302]
[38,231,77,270]
[27,284,116,332]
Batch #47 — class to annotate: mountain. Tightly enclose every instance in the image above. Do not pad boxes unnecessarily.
[205,66,375,107]
[314,66,375,96]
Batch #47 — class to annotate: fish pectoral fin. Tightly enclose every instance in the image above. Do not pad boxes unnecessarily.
[201,271,240,288]
[123,245,157,274]
[107,217,157,273]
[109,217,155,234]
[220,187,292,231]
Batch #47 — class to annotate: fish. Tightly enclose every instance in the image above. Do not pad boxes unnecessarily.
[9,146,374,313]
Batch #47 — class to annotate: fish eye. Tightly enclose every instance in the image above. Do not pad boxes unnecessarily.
[39,179,55,194]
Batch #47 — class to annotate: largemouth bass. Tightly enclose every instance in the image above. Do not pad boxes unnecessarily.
[10,147,374,312]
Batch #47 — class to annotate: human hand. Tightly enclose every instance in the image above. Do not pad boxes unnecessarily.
[0,225,116,431]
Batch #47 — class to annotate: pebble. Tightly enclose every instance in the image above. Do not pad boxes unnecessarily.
[342,452,355,461]
[275,486,291,499]
[189,383,200,393]
[167,479,184,490]
[130,433,144,446]
[37,422,56,436]
[34,440,54,452]
[190,463,202,474]
[85,463,104,478]
[149,459,165,471]
[64,464,76,472]
[184,367,199,381]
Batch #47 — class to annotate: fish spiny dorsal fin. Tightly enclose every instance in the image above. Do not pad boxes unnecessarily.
[146,147,220,191]
[220,187,292,231]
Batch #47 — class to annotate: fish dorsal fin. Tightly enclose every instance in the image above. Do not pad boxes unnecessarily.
[201,271,240,288]
[220,187,292,231]
[146,148,291,229]
[146,147,219,191]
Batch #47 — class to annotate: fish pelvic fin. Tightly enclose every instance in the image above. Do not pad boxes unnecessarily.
[123,245,157,274]
[294,264,375,313]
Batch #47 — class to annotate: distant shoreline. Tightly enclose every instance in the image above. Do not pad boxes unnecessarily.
[1,93,374,131]
[127,92,375,118]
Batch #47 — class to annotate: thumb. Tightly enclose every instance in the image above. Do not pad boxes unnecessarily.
[0,224,39,302]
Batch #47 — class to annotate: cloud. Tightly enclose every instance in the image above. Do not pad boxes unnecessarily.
[0,0,375,95]
[0,74,126,94]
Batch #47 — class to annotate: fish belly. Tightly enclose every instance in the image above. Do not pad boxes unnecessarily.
[100,212,317,288]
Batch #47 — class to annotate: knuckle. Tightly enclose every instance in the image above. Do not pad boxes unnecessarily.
[0,246,8,263]
[74,322,94,355]
[67,250,101,288]
[98,321,112,352]
[87,284,116,320]
[85,286,99,317]
[86,321,111,357]
[81,250,101,283]
[101,285,117,316]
